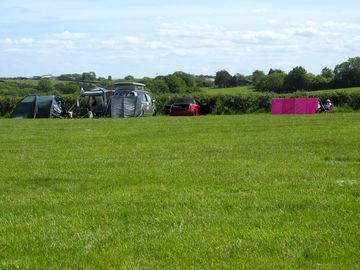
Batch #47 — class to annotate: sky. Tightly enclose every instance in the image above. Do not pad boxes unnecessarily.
[1,0,360,78]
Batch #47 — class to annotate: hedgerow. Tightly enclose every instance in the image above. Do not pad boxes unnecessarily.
[1,91,359,117]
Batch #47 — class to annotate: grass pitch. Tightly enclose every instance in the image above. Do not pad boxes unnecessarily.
[0,114,359,269]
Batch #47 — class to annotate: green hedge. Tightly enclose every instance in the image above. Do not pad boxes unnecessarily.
[1,91,359,118]
[154,91,360,115]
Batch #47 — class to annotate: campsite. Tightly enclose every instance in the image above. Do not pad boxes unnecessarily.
[0,113,359,269]
[1,0,360,266]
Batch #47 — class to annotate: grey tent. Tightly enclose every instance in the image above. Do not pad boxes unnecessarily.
[11,95,68,119]
[111,91,143,118]
[75,87,114,118]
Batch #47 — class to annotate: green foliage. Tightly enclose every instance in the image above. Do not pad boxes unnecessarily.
[147,78,170,94]
[173,71,196,87]
[195,75,214,88]
[255,72,286,93]
[147,72,201,94]
[202,86,253,96]
[37,80,56,94]
[268,68,285,75]
[54,82,80,94]
[230,73,246,87]
[309,75,332,90]
[251,70,266,84]
[321,67,334,79]
[0,114,359,268]
[164,74,187,93]
[215,70,232,88]
[0,81,38,96]
[334,57,360,87]
[81,71,97,81]
[284,66,309,92]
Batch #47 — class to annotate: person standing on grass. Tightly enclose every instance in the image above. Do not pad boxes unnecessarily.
[316,99,324,113]
[325,99,333,112]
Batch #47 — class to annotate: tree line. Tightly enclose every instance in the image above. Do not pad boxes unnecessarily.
[213,57,360,93]
[1,57,359,97]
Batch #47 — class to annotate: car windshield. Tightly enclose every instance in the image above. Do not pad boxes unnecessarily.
[174,98,195,104]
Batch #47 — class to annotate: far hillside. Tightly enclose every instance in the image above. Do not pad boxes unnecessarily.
[201,86,253,95]
[201,86,360,96]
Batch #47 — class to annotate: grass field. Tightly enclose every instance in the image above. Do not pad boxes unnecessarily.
[201,86,254,95]
[305,87,360,94]
[201,86,360,96]
[0,114,359,269]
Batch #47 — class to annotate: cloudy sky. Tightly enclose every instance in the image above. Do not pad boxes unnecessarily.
[1,0,360,78]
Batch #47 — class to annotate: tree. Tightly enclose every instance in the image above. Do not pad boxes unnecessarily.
[164,74,187,93]
[230,73,246,87]
[173,71,196,88]
[81,72,96,81]
[309,75,331,90]
[251,70,265,84]
[268,68,285,75]
[321,67,334,79]
[334,57,360,87]
[124,75,134,81]
[255,72,286,93]
[215,70,232,88]
[147,78,169,93]
[284,66,309,92]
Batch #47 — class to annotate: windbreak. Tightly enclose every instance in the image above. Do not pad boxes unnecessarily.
[271,98,319,114]
[111,95,142,118]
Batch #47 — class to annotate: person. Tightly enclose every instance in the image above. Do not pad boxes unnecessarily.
[325,99,333,112]
[89,96,97,115]
[316,99,324,113]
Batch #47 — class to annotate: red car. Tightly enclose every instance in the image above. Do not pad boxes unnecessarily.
[169,98,199,116]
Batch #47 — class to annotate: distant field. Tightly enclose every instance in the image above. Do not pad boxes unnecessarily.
[201,86,360,96]
[305,87,360,95]
[0,114,359,269]
[201,86,254,95]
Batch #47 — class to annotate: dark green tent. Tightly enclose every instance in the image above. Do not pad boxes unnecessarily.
[11,95,68,119]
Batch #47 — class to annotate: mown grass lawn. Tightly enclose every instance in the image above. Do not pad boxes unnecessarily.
[201,86,254,95]
[200,86,360,96]
[0,114,359,269]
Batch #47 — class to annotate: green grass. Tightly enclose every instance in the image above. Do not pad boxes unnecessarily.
[201,86,254,95]
[201,86,360,96]
[305,87,360,95]
[0,114,359,269]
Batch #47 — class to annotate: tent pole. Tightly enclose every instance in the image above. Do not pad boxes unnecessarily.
[33,95,37,118]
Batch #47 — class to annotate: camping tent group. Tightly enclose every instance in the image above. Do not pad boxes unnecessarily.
[10,91,326,119]
[11,83,150,119]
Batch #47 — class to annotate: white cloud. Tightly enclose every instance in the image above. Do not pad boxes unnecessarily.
[52,31,88,39]
[146,41,167,49]
[267,19,278,25]
[19,38,34,44]
[242,31,287,42]
[124,36,140,44]
[251,8,267,14]
[0,38,15,45]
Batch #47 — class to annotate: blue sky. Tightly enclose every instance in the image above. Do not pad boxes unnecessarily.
[1,0,360,78]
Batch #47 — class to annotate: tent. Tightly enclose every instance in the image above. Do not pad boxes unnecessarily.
[111,91,143,118]
[75,87,114,118]
[271,98,319,114]
[11,95,68,119]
